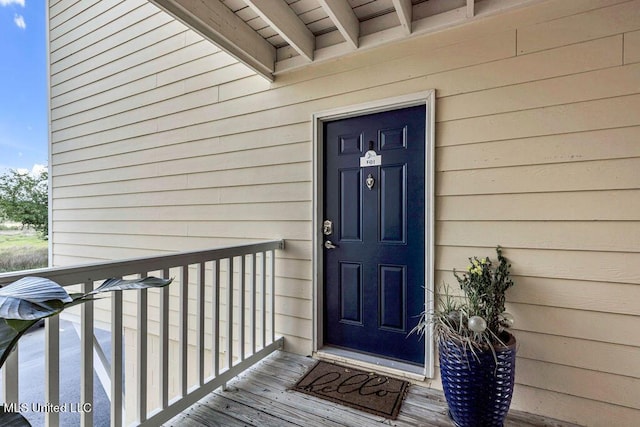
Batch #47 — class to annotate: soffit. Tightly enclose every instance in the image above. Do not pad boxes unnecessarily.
[149,0,544,81]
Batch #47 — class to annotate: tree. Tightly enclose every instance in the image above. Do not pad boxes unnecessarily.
[0,169,48,238]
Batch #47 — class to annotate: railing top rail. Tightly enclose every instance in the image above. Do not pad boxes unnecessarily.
[0,240,284,287]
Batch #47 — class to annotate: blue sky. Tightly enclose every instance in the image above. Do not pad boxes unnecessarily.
[0,0,47,175]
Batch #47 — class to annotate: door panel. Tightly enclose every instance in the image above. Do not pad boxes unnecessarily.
[380,165,406,243]
[379,264,406,331]
[339,169,362,241]
[380,126,407,150]
[323,105,426,365]
[339,262,362,324]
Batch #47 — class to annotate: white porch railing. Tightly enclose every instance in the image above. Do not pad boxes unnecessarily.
[0,240,285,427]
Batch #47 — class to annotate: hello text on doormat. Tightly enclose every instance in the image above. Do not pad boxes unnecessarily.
[291,361,409,419]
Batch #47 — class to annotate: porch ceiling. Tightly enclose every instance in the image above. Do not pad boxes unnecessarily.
[148,0,544,81]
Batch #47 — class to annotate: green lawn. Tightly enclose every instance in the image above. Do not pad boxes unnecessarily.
[0,233,48,249]
[0,232,48,273]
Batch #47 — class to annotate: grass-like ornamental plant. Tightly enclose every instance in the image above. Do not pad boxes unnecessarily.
[412,246,515,355]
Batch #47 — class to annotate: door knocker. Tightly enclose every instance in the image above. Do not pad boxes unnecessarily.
[366,173,375,190]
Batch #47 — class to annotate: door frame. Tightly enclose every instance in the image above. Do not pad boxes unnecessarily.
[312,91,436,378]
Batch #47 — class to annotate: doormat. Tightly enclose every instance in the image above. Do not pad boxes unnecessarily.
[291,361,409,420]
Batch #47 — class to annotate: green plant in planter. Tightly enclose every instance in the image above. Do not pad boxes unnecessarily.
[450,246,514,349]
[0,275,173,426]
[412,246,515,350]
[411,246,517,427]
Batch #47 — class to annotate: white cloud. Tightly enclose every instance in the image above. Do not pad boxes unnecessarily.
[15,164,46,177]
[13,13,25,29]
[31,164,47,175]
[0,0,25,7]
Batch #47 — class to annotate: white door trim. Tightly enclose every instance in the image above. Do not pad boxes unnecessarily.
[311,91,436,378]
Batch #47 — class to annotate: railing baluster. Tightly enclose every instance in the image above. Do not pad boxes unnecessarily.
[45,314,60,427]
[261,251,267,349]
[81,281,94,427]
[180,265,189,397]
[111,290,123,427]
[239,255,245,362]
[226,258,234,371]
[197,262,205,386]
[213,260,220,377]
[270,250,276,343]
[160,268,170,409]
[137,276,148,424]
[250,253,257,355]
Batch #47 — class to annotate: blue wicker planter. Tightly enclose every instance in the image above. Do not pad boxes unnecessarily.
[439,332,516,427]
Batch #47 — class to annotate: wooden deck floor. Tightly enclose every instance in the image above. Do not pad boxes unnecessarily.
[165,351,579,427]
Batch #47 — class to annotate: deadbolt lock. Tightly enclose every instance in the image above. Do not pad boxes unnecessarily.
[323,220,333,236]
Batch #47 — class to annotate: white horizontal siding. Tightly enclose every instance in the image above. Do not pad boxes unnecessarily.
[49,0,640,425]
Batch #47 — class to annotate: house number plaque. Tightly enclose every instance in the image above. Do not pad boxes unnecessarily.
[360,149,382,167]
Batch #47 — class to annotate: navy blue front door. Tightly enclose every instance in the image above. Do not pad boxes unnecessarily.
[323,105,426,365]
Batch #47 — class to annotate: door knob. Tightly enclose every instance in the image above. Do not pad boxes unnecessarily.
[324,240,338,249]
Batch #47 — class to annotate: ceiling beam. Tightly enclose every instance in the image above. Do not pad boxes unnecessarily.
[467,0,475,18]
[244,0,315,62]
[150,0,276,81]
[317,0,360,50]
[392,0,413,35]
